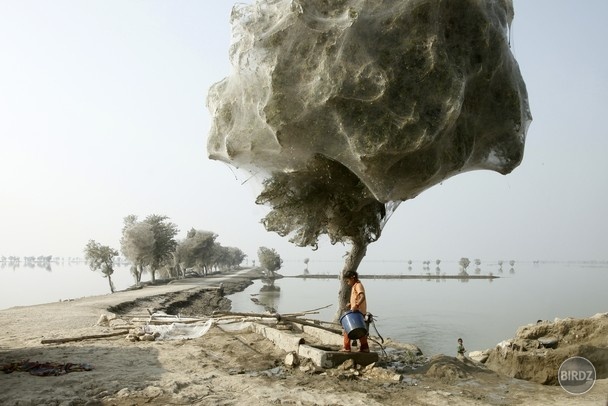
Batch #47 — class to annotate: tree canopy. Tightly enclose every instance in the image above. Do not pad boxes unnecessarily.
[175,228,247,276]
[256,155,387,250]
[255,155,390,316]
[145,214,179,282]
[176,229,217,275]
[120,214,178,283]
[257,246,282,277]
[83,240,118,293]
[120,217,154,283]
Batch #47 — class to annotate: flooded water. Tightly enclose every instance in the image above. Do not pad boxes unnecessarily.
[228,260,608,356]
[1,259,606,356]
[0,261,146,308]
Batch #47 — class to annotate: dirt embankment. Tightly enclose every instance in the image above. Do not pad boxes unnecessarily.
[482,313,608,385]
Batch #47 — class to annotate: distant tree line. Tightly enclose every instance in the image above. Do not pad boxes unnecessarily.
[0,256,55,263]
[84,213,249,293]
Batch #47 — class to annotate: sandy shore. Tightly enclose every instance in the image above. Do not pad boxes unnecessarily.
[1,268,606,405]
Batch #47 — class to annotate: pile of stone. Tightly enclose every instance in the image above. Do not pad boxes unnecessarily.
[472,313,608,384]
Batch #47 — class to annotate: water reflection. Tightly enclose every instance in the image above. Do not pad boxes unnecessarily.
[252,274,282,313]
[458,275,470,283]
[1,260,53,271]
[0,258,134,275]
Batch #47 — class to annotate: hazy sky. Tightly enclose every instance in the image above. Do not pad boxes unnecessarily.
[0,0,606,264]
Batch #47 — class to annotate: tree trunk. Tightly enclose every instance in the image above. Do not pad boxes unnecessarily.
[107,275,115,293]
[137,264,144,284]
[333,239,368,322]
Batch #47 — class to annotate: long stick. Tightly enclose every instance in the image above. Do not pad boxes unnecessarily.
[212,311,341,333]
[213,311,280,318]
[213,306,330,320]
[298,303,333,313]
[41,330,129,344]
[280,316,342,335]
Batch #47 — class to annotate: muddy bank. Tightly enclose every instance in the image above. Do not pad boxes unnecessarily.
[107,268,262,316]
[481,312,608,385]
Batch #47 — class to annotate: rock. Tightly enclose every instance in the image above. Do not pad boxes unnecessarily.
[495,340,512,357]
[362,362,376,373]
[284,352,300,367]
[135,328,146,337]
[537,336,558,349]
[383,340,424,356]
[96,314,109,326]
[141,386,163,398]
[338,359,355,370]
[468,350,489,363]
[399,343,424,356]
[116,388,130,398]
[401,376,419,386]
[365,367,403,382]
[511,338,540,352]
[299,364,324,374]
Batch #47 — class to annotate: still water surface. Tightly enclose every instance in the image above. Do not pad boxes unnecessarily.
[229,260,608,356]
[0,261,145,309]
[1,260,606,356]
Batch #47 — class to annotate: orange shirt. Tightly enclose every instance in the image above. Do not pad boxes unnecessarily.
[350,280,367,314]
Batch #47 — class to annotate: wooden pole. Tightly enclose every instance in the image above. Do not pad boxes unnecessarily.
[41,330,129,344]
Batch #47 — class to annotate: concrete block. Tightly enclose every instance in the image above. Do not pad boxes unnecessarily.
[252,323,304,353]
[298,344,378,368]
[301,325,343,346]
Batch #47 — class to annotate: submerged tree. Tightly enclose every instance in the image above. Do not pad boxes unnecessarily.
[84,240,118,293]
[257,246,282,278]
[459,257,471,275]
[256,156,392,319]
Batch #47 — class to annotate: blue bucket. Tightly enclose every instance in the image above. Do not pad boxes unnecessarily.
[340,310,367,339]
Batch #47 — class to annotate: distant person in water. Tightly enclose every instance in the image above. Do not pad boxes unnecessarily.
[457,338,466,357]
[341,270,369,352]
